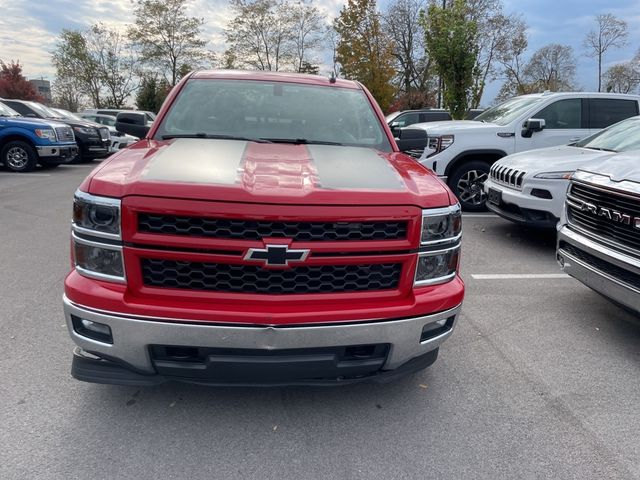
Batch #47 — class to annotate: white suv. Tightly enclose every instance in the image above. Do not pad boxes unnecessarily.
[484,115,640,228]
[414,92,640,210]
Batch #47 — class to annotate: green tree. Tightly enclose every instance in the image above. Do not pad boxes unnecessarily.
[128,0,210,86]
[334,0,396,112]
[422,0,477,119]
[136,75,171,112]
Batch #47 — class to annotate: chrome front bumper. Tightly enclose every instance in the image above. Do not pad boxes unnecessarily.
[557,226,640,314]
[63,295,461,375]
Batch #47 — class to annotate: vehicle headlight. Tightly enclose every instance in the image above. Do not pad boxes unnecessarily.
[421,204,462,246]
[416,204,462,286]
[73,235,125,282]
[429,134,454,153]
[415,246,460,286]
[34,128,56,141]
[73,191,121,238]
[534,171,574,180]
[73,126,98,135]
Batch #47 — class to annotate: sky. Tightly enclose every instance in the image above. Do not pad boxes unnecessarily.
[1,0,640,106]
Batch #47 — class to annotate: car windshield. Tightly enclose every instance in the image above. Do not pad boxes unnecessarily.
[26,101,62,119]
[54,109,84,122]
[474,96,545,126]
[385,111,402,123]
[0,102,20,117]
[156,79,391,151]
[574,116,640,152]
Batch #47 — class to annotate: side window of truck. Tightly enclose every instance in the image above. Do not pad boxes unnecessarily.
[534,99,582,129]
[589,99,639,129]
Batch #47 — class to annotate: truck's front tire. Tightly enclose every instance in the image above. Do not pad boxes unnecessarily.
[449,161,491,211]
[1,141,38,172]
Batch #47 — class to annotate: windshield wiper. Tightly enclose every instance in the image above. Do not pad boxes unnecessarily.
[161,133,272,143]
[264,138,344,146]
[584,146,617,152]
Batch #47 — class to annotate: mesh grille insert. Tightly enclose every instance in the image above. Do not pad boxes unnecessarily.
[141,259,402,294]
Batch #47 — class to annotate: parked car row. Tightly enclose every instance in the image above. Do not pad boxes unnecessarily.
[393,92,640,211]
[0,99,152,172]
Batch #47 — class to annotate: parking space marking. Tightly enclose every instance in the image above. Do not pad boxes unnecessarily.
[0,173,51,177]
[471,273,570,280]
[462,214,497,218]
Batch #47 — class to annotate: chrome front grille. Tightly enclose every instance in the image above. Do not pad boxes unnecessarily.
[55,126,75,142]
[566,180,640,257]
[98,127,110,141]
[490,164,526,190]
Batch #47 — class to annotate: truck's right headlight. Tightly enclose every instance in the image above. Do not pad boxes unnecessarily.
[71,190,124,283]
[72,234,125,282]
[73,191,121,238]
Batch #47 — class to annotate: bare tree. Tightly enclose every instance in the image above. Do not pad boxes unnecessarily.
[225,0,292,71]
[583,13,628,92]
[383,0,431,95]
[128,0,211,86]
[603,62,640,93]
[523,43,577,92]
[290,1,324,73]
[88,24,140,108]
[494,17,530,101]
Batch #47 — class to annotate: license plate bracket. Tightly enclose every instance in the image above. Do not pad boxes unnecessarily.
[488,187,502,206]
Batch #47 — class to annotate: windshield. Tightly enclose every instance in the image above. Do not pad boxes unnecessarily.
[575,116,640,152]
[385,111,401,123]
[156,79,391,151]
[475,96,545,126]
[26,101,61,119]
[0,102,20,117]
[54,109,83,122]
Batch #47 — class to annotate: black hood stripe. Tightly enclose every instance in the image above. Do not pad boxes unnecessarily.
[307,145,404,190]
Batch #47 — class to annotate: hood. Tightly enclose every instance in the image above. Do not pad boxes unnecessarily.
[50,117,103,129]
[494,145,616,174]
[85,138,452,207]
[3,116,65,129]
[578,150,640,185]
[412,120,499,135]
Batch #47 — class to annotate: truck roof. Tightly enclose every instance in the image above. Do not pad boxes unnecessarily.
[190,70,360,89]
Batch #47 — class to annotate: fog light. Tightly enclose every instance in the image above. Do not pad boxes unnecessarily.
[420,316,455,342]
[71,315,113,344]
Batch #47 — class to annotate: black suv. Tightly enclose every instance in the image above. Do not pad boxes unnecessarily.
[1,100,110,163]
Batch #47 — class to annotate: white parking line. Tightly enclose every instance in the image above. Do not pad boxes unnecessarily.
[462,214,497,218]
[471,273,571,280]
[0,173,51,177]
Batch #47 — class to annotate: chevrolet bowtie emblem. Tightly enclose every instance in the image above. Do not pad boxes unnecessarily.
[244,244,310,267]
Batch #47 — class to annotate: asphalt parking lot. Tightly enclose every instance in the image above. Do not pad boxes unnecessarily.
[1,163,639,480]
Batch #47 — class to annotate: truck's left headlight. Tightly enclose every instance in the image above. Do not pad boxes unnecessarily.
[415,246,460,286]
[73,191,121,238]
[416,204,462,286]
[421,204,461,246]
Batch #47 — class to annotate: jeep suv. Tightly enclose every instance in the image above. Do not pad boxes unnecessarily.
[63,71,465,386]
[413,92,640,210]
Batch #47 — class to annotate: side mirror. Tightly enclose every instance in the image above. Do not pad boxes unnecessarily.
[115,112,150,139]
[396,128,428,156]
[521,118,545,138]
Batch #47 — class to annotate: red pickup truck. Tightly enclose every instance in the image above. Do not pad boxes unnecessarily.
[64,71,464,386]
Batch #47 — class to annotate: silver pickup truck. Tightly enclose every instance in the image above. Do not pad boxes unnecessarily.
[557,152,640,314]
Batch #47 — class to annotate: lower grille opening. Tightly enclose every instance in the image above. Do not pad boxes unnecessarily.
[141,258,402,294]
[420,316,455,342]
[150,344,391,382]
[560,241,640,290]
